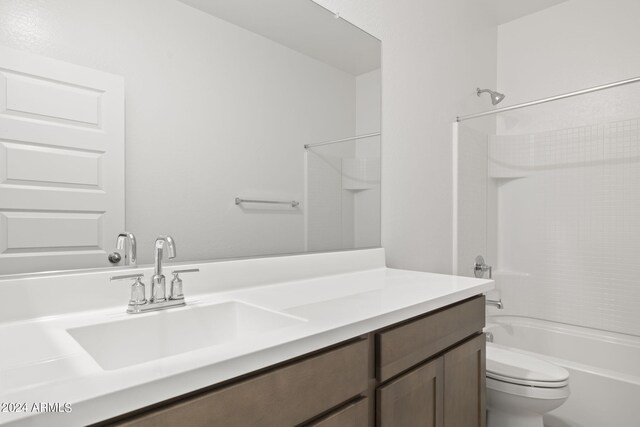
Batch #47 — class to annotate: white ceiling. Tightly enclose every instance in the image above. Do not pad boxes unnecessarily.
[178,0,381,76]
[483,0,569,25]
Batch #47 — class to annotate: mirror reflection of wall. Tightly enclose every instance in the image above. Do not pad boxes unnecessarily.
[0,0,381,275]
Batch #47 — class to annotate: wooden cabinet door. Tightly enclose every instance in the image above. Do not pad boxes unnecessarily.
[377,357,444,427]
[443,334,486,427]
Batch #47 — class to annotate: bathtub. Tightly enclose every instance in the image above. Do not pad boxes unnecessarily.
[485,316,640,427]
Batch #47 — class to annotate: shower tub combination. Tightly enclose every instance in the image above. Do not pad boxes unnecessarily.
[485,316,640,427]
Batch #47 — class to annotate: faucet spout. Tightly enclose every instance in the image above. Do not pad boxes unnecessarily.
[486,299,503,309]
[154,235,176,276]
[116,232,137,266]
[151,236,176,302]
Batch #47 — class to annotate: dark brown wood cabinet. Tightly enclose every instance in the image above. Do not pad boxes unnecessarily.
[375,297,486,427]
[377,357,444,427]
[375,333,486,427]
[109,339,368,427]
[376,296,485,383]
[444,334,486,427]
[98,296,485,427]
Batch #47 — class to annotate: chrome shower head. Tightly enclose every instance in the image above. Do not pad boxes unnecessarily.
[477,88,505,105]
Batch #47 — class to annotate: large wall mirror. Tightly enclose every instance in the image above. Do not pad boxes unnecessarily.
[0,0,381,275]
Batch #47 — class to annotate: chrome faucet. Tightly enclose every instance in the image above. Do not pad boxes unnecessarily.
[111,236,199,314]
[116,232,137,266]
[150,235,176,303]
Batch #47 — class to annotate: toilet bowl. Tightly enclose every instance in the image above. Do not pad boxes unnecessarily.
[486,344,570,427]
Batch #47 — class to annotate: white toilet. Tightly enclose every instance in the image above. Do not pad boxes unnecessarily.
[486,344,570,427]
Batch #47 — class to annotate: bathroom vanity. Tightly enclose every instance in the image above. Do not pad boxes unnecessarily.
[100,296,485,426]
[0,248,492,427]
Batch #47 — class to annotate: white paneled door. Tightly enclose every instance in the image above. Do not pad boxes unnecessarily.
[0,46,125,275]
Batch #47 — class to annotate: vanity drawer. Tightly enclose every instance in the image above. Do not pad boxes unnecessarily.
[114,338,368,427]
[306,398,368,427]
[376,296,485,382]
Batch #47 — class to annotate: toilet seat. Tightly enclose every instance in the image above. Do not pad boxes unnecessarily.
[487,371,568,388]
[486,345,570,388]
[487,377,570,400]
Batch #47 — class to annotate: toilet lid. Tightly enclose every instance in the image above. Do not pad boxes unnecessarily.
[486,345,569,388]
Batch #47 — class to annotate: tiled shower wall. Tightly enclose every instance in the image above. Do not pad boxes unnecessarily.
[490,118,640,336]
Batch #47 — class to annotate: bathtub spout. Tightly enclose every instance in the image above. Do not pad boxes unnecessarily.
[487,299,503,309]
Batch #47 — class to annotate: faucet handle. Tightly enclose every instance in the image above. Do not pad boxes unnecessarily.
[474,255,493,279]
[171,268,200,275]
[110,273,144,281]
[111,274,147,312]
[169,269,199,301]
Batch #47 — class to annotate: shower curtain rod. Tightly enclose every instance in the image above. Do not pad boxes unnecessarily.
[304,132,381,149]
[456,75,640,122]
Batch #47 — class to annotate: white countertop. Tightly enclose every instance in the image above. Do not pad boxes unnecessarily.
[0,250,493,426]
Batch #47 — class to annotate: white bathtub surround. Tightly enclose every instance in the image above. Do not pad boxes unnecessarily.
[486,316,640,427]
[488,117,640,337]
[0,248,493,426]
[491,0,640,338]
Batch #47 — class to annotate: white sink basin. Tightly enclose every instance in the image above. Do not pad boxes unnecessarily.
[67,301,306,370]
